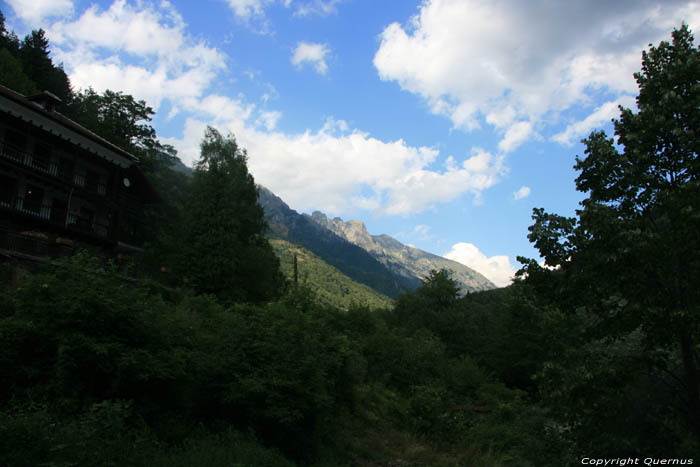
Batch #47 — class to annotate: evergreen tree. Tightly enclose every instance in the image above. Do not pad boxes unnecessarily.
[0,11,20,55]
[0,48,36,95]
[18,29,72,105]
[0,11,35,94]
[180,127,286,303]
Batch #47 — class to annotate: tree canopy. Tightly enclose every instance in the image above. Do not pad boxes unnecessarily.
[179,127,286,303]
[523,23,700,443]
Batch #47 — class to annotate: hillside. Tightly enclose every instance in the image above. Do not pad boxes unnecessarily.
[258,187,415,297]
[308,211,496,293]
[270,239,393,310]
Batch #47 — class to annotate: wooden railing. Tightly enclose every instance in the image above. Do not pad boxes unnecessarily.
[0,142,108,196]
[0,196,112,239]
[0,225,81,258]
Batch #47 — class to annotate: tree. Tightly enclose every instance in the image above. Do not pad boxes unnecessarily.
[68,89,163,153]
[18,29,72,105]
[523,24,700,442]
[0,48,37,95]
[1,13,37,95]
[179,127,285,303]
[0,11,20,57]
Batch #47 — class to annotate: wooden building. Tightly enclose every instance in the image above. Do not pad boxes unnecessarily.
[0,84,154,264]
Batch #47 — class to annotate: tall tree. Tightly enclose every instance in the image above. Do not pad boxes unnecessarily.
[0,11,36,95]
[18,29,72,105]
[524,24,700,441]
[179,127,285,303]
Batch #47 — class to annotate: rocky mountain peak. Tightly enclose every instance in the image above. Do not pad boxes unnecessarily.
[306,211,496,292]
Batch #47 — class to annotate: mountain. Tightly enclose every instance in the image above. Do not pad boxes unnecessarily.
[270,239,393,310]
[170,156,193,174]
[308,211,496,293]
[258,187,415,298]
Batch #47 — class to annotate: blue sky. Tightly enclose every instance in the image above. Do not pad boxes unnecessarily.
[2,0,698,286]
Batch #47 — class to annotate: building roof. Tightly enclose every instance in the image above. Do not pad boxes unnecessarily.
[0,84,139,167]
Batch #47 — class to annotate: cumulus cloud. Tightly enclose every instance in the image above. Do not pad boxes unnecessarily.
[166,114,503,215]
[513,186,531,200]
[374,0,698,149]
[444,242,516,288]
[291,41,331,75]
[42,0,505,216]
[5,0,74,25]
[47,1,225,111]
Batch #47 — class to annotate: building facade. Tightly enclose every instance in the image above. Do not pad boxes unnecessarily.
[0,85,153,263]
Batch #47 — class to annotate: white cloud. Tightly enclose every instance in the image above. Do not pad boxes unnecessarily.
[256,110,282,131]
[552,96,636,145]
[47,1,226,111]
[293,0,344,17]
[444,242,516,288]
[41,1,505,217]
[291,41,331,75]
[374,0,698,149]
[513,186,531,200]
[226,0,273,19]
[167,113,503,215]
[498,121,534,153]
[5,0,74,25]
[223,0,343,32]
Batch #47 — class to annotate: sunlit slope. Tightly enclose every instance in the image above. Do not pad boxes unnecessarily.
[271,239,393,310]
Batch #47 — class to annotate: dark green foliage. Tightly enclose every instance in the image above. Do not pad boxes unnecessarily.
[179,127,285,303]
[0,400,155,467]
[18,29,72,105]
[0,255,334,463]
[1,254,565,466]
[0,14,39,95]
[67,88,167,156]
[522,24,700,454]
[145,428,295,467]
[0,18,72,106]
[0,48,37,95]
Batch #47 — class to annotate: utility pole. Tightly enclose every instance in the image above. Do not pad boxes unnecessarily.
[293,253,298,286]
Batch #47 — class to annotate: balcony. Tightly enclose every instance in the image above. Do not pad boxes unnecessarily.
[0,142,108,196]
[0,227,76,259]
[0,195,112,240]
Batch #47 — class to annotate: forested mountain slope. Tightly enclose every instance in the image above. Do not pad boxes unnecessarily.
[258,187,415,297]
[270,239,393,310]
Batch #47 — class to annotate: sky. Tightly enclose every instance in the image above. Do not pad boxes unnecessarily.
[2,0,698,286]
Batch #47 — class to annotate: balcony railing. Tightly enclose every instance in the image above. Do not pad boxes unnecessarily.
[0,142,108,196]
[0,195,112,240]
[0,226,76,258]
